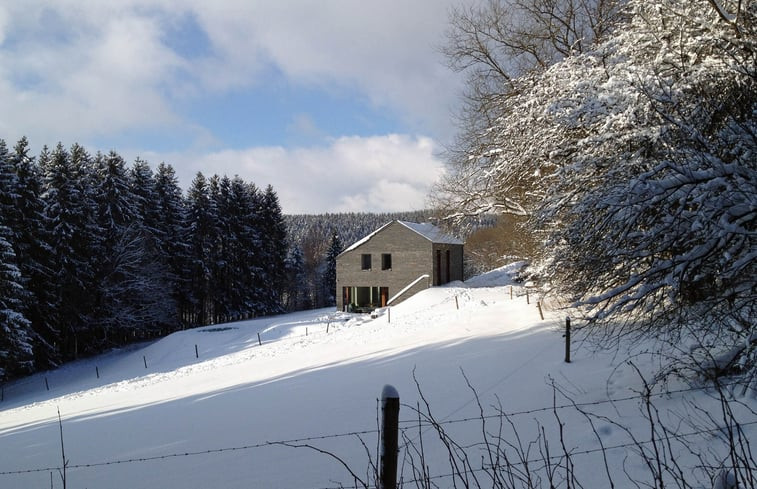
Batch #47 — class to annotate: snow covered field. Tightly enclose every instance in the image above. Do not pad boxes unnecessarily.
[1,265,754,488]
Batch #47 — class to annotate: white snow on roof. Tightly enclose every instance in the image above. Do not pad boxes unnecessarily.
[397,220,464,245]
[341,220,463,254]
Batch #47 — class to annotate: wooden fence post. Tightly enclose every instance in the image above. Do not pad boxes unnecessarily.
[45,377,50,391]
[257,333,262,346]
[537,301,544,320]
[380,385,400,489]
[526,288,530,304]
[510,285,513,300]
[455,296,459,310]
[564,317,571,363]
[143,356,148,369]
[195,345,199,358]
[388,308,391,324]
[96,366,100,379]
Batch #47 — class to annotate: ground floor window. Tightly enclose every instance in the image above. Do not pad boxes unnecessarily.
[343,286,389,311]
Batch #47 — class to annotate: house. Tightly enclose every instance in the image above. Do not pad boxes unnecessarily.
[336,220,464,312]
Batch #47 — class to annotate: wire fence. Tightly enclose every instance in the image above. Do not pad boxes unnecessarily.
[1,290,751,488]
[0,313,355,402]
[1,379,752,489]
[0,286,549,403]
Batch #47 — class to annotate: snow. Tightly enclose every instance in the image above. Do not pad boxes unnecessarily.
[341,220,463,254]
[396,220,464,245]
[0,266,754,488]
[386,273,428,305]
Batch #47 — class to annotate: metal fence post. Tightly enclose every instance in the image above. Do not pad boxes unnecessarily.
[380,385,399,489]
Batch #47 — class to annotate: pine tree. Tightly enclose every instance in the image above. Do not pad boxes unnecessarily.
[129,157,160,233]
[323,231,343,307]
[0,140,18,225]
[207,174,229,324]
[9,138,58,368]
[0,141,34,378]
[259,185,287,314]
[0,225,34,380]
[41,143,99,359]
[154,163,189,326]
[91,151,176,342]
[229,176,264,318]
[283,245,306,311]
[185,172,217,325]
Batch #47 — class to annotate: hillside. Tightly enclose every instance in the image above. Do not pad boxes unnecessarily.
[0,265,754,488]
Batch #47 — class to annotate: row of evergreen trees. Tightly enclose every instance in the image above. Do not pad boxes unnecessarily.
[0,138,289,381]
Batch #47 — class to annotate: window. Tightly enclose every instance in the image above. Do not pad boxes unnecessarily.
[381,253,392,270]
[361,254,372,270]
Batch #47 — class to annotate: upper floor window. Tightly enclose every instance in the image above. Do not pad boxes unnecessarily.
[361,254,372,270]
[381,253,392,270]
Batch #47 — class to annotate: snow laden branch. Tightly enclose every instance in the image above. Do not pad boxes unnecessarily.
[439,0,756,377]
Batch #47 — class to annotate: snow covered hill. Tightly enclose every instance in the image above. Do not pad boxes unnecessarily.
[0,264,754,488]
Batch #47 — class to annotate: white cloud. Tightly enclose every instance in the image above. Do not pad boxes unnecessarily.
[147,134,444,214]
[0,0,466,146]
[0,6,8,45]
[0,1,465,213]
[189,0,464,136]
[0,3,187,144]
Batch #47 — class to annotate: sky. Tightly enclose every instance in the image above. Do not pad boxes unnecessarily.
[0,1,473,214]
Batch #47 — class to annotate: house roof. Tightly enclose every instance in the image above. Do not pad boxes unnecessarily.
[341,220,463,254]
[397,221,464,245]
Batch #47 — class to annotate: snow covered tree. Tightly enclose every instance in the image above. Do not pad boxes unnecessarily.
[129,157,160,234]
[153,162,190,325]
[224,176,263,319]
[6,138,57,368]
[0,140,18,225]
[536,1,757,362]
[438,0,757,377]
[0,225,34,380]
[434,0,626,220]
[283,245,306,311]
[90,151,176,342]
[322,231,342,306]
[259,185,288,314]
[207,174,235,323]
[0,141,34,378]
[185,172,218,325]
[41,143,100,359]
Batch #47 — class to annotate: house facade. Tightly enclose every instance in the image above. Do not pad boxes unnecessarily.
[336,220,464,312]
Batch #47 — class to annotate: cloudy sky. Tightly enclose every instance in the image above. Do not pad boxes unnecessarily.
[0,1,472,214]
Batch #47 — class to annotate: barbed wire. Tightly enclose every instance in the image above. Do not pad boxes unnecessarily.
[398,379,750,429]
[314,419,757,489]
[0,427,379,476]
[0,379,751,481]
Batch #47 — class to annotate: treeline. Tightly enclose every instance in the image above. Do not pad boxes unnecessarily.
[0,138,288,381]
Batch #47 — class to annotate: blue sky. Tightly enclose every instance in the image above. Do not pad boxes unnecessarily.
[0,1,470,213]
